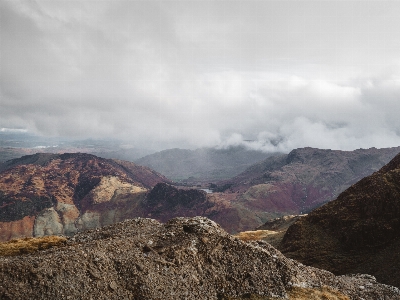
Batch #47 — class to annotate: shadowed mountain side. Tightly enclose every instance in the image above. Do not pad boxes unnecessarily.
[1,217,399,299]
[216,146,400,216]
[279,152,400,288]
[137,183,275,234]
[135,146,275,181]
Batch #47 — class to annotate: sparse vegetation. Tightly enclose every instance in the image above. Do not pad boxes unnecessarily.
[287,286,349,300]
[0,235,67,256]
[235,230,278,242]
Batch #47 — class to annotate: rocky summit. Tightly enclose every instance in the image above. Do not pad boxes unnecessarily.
[280,151,400,288]
[1,216,399,300]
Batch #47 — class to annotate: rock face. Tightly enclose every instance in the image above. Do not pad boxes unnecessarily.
[217,146,400,218]
[279,151,400,288]
[0,153,170,241]
[1,217,399,300]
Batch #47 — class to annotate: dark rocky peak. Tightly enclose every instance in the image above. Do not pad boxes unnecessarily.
[145,183,207,209]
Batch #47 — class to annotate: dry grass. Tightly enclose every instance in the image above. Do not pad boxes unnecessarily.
[0,236,67,257]
[235,230,279,242]
[287,286,350,300]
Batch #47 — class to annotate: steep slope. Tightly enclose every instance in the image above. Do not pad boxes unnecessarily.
[1,216,399,299]
[279,152,400,288]
[0,153,170,241]
[135,146,274,181]
[217,146,400,217]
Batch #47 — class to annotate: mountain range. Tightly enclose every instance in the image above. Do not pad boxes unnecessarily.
[2,146,400,241]
[217,146,400,216]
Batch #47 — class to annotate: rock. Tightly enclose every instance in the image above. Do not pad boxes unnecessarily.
[0,216,399,299]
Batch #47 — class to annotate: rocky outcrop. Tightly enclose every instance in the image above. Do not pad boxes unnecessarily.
[1,216,399,299]
[0,153,170,241]
[279,152,400,288]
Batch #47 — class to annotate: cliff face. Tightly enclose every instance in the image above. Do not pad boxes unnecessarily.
[279,152,400,288]
[1,216,399,300]
[0,153,170,241]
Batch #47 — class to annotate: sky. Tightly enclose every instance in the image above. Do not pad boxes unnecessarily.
[1,0,400,152]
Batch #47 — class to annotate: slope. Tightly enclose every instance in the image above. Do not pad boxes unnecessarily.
[216,146,400,217]
[1,216,399,299]
[279,151,400,287]
[0,153,170,241]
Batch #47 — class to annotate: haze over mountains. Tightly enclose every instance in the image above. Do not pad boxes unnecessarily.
[135,146,274,181]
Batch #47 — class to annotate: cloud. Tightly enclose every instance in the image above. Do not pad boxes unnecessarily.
[1,0,400,152]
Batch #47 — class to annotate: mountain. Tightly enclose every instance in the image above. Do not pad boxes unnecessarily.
[2,147,400,242]
[135,146,274,181]
[216,146,400,217]
[279,151,400,288]
[1,216,399,299]
[0,153,170,242]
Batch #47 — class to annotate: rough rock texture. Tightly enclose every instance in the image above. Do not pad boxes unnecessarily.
[280,152,400,288]
[1,217,399,300]
[0,153,170,241]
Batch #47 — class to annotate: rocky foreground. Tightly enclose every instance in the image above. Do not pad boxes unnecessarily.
[1,217,399,299]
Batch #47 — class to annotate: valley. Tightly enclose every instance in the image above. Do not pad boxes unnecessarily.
[1,146,400,299]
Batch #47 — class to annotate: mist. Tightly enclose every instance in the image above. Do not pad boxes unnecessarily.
[2,0,400,152]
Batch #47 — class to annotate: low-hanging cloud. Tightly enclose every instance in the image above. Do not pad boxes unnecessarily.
[2,0,400,152]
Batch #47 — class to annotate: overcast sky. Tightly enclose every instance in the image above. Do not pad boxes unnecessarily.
[1,0,400,152]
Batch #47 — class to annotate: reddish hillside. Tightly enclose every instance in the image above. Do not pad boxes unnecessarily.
[0,153,170,241]
[214,146,400,217]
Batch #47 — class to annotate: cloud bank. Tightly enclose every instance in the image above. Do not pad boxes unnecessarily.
[1,0,400,152]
